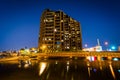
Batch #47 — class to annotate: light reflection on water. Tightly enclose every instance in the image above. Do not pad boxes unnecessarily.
[37,59,120,80]
[109,61,116,79]
[0,59,120,80]
[39,62,47,76]
[18,59,31,68]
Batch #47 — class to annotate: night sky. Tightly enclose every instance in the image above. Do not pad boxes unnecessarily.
[0,0,120,51]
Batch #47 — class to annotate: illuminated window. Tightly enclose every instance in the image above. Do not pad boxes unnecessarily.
[57,45,60,48]
[72,28,75,30]
[61,40,64,42]
[77,31,80,34]
[55,42,61,44]
[44,19,46,22]
[49,19,53,22]
[72,33,75,34]
[45,38,47,40]
[54,29,57,32]
[67,47,69,49]
[77,38,80,40]
[49,38,51,40]
[46,19,48,22]
[61,20,63,22]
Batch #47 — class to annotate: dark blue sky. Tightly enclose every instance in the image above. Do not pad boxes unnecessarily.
[0,0,120,51]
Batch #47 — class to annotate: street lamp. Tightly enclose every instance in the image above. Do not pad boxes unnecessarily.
[42,45,46,49]
[41,45,47,53]
[111,46,116,50]
[85,44,88,48]
[104,41,108,51]
[105,42,108,45]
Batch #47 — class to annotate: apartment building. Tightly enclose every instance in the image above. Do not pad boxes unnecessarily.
[38,9,82,52]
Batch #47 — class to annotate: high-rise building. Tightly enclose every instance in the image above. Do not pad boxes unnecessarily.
[38,9,82,52]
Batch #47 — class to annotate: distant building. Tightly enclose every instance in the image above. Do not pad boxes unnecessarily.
[118,46,120,51]
[38,9,82,52]
[83,46,102,52]
[83,39,102,52]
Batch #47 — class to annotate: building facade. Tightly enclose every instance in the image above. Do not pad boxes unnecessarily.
[38,9,82,52]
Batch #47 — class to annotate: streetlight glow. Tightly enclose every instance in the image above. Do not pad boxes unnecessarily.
[104,41,109,51]
[54,29,57,32]
[85,44,88,47]
[105,42,108,45]
[42,45,46,49]
[111,46,115,50]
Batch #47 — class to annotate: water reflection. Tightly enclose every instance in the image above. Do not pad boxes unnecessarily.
[39,62,47,76]
[18,59,31,68]
[38,60,120,80]
[67,65,69,72]
[0,59,120,80]
[38,60,88,80]
[87,62,91,77]
[99,61,103,70]
[55,61,58,64]
[109,61,116,79]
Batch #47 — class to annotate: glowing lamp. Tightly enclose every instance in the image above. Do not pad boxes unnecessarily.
[111,46,115,50]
